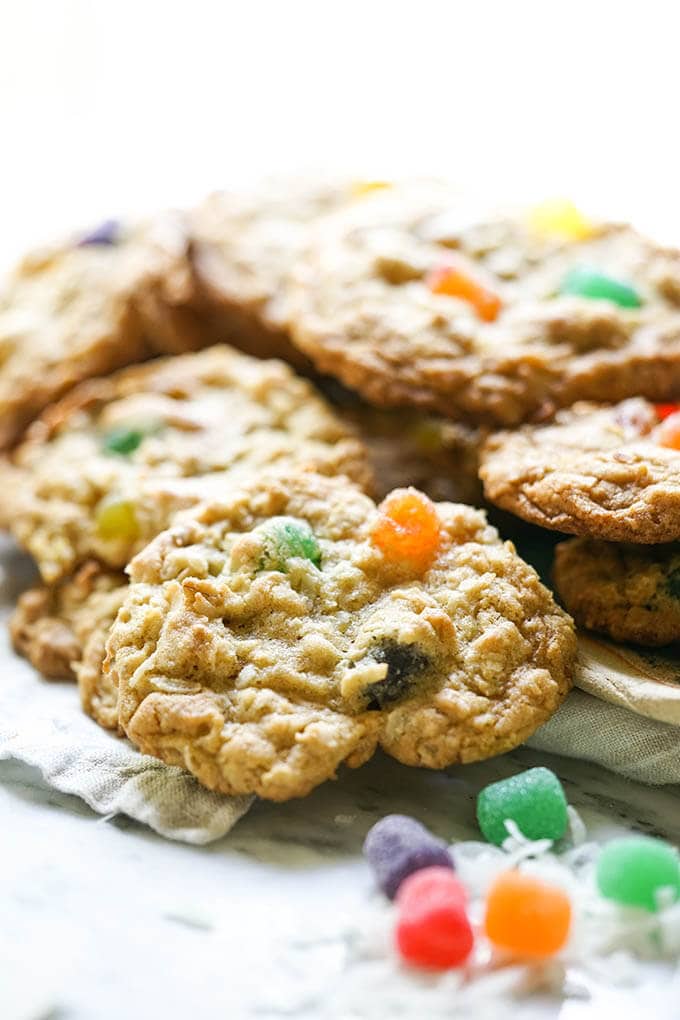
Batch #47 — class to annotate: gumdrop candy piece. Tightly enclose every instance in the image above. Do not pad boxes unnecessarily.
[484,870,571,958]
[371,488,442,574]
[655,411,680,451]
[102,426,146,456]
[77,219,120,246]
[476,767,568,846]
[396,866,473,969]
[95,499,139,542]
[596,835,680,912]
[428,263,502,322]
[363,814,454,900]
[258,517,321,572]
[527,199,594,241]
[560,266,642,308]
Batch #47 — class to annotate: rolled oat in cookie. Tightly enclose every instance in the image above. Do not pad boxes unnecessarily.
[104,471,575,801]
[554,538,680,647]
[288,183,680,425]
[3,345,371,584]
[0,213,207,450]
[480,398,680,543]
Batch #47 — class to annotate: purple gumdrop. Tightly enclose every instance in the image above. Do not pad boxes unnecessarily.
[77,219,120,247]
[363,814,454,900]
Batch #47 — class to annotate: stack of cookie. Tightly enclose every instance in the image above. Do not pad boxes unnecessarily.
[3,179,678,801]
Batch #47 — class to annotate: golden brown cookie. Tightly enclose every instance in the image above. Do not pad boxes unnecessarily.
[3,346,371,583]
[319,380,484,502]
[0,214,207,449]
[288,184,680,425]
[104,471,575,801]
[10,562,127,728]
[188,177,354,366]
[480,398,680,543]
[554,538,680,646]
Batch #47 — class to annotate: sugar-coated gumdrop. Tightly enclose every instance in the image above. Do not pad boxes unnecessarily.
[363,815,454,900]
[77,219,120,246]
[560,266,642,308]
[654,411,680,451]
[95,499,139,542]
[484,870,571,958]
[655,403,680,422]
[255,517,321,572]
[396,866,473,969]
[476,767,568,846]
[527,199,594,241]
[596,836,680,912]
[427,264,502,322]
[102,426,146,456]
[371,488,442,574]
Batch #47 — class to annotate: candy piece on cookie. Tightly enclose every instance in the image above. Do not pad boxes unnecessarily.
[104,471,575,800]
[480,398,680,543]
[554,538,680,646]
[3,346,371,584]
[288,182,680,425]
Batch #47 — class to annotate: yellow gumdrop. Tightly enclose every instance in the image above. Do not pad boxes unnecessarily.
[96,499,140,542]
[351,180,391,198]
[527,198,594,241]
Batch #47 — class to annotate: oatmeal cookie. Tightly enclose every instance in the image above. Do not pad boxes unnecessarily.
[188,177,356,366]
[0,214,207,449]
[480,398,680,543]
[105,471,575,801]
[288,184,680,424]
[10,562,127,728]
[3,346,371,583]
[320,381,484,503]
[554,538,680,646]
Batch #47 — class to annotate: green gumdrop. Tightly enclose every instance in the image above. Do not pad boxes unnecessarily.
[258,517,321,572]
[102,426,146,456]
[476,767,568,846]
[560,266,642,308]
[596,836,680,912]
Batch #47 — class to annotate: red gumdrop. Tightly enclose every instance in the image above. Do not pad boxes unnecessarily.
[655,403,680,421]
[395,866,473,969]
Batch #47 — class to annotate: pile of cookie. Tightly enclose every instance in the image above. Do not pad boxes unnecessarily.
[2,179,679,801]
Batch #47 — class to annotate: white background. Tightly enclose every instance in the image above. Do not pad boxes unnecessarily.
[1,0,680,261]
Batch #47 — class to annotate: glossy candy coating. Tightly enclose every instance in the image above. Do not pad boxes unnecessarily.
[102,427,146,456]
[371,488,442,574]
[428,264,502,322]
[476,767,568,846]
[596,836,680,912]
[527,199,594,241]
[95,499,140,542]
[560,266,642,308]
[396,866,473,969]
[363,815,454,899]
[484,870,571,958]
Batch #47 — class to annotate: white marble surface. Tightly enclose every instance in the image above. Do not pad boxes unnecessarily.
[3,706,680,1019]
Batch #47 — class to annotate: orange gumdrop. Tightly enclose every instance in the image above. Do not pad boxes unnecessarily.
[655,411,680,450]
[371,488,442,574]
[428,264,502,322]
[655,403,680,422]
[484,870,571,959]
